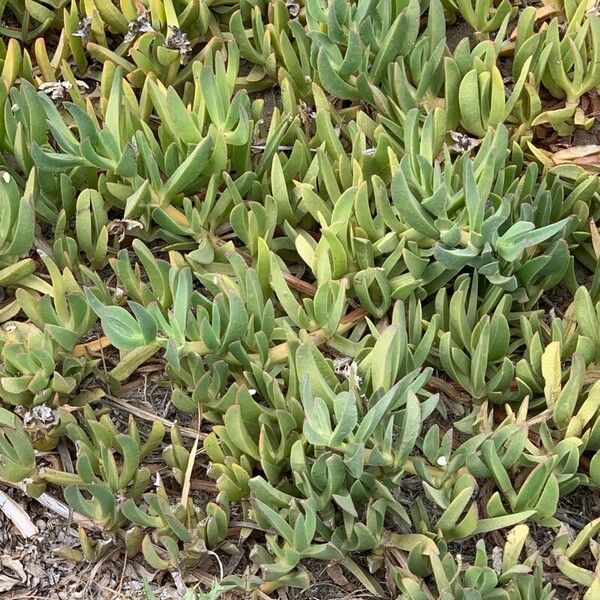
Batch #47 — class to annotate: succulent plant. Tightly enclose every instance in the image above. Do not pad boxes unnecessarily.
[1,0,600,596]
[0,322,95,407]
[398,525,554,599]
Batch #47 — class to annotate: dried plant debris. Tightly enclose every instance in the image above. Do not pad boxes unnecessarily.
[3,0,600,598]
[0,493,78,594]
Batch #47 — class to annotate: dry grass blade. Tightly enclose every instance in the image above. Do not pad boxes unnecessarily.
[104,394,202,439]
[180,410,202,507]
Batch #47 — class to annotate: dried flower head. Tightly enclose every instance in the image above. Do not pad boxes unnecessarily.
[124,11,154,43]
[285,0,300,18]
[39,80,89,102]
[333,356,352,375]
[450,131,480,153]
[20,406,59,440]
[107,219,143,242]
[333,357,362,384]
[166,26,192,64]
[587,1,600,16]
[73,16,92,39]
[298,100,316,122]
[299,100,317,136]
[39,81,76,102]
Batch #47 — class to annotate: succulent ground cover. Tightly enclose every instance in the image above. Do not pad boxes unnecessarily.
[3,0,600,598]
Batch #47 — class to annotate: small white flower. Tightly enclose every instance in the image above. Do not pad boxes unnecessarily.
[248,388,257,396]
[2,172,10,183]
[436,455,448,466]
